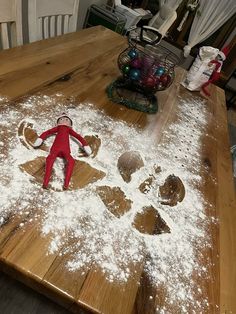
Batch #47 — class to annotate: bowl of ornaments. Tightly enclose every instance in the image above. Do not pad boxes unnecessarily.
[117,29,180,94]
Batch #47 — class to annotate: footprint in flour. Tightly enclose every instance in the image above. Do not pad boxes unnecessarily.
[97,150,185,235]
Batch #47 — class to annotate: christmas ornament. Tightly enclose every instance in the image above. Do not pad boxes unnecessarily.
[160,73,171,87]
[128,49,138,59]
[142,55,155,72]
[33,113,92,189]
[155,66,165,76]
[143,75,159,88]
[122,65,130,75]
[129,68,141,80]
[130,57,142,68]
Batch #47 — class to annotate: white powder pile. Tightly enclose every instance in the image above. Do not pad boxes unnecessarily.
[0,94,216,312]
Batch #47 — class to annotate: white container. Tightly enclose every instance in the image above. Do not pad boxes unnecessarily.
[182,46,219,91]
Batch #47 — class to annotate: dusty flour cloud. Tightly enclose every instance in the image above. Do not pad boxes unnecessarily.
[0,95,215,312]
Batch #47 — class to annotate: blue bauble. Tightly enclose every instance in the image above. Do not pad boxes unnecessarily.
[128,49,138,59]
[129,68,141,80]
[155,66,165,76]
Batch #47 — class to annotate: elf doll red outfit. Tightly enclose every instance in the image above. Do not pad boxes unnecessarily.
[33,113,91,189]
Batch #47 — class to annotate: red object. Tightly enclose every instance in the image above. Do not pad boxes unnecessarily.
[160,74,171,87]
[39,125,88,189]
[201,60,222,96]
[143,75,159,88]
[130,57,142,68]
[218,45,230,61]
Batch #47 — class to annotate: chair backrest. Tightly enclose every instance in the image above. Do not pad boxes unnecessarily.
[0,0,23,49]
[28,0,80,42]
[148,4,177,36]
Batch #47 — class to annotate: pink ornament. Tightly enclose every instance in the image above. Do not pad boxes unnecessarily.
[130,57,142,68]
[142,55,155,72]
[143,75,159,88]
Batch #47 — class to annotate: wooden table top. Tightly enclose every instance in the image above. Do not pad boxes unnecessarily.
[0,26,235,314]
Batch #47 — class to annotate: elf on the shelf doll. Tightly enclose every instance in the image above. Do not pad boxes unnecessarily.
[201,46,229,97]
[33,113,91,189]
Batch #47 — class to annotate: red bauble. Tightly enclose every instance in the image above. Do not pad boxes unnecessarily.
[160,74,171,87]
[143,75,159,88]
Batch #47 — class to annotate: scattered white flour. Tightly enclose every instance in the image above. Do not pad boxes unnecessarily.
[0,94,216,312]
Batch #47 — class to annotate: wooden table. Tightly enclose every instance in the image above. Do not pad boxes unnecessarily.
[0,26,235,314]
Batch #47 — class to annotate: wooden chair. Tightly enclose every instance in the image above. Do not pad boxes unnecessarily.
[28,0,80,43]
[0,0,23,49]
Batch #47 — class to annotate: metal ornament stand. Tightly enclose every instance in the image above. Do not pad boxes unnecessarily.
[107,77,158,114]
[106,26,180,114]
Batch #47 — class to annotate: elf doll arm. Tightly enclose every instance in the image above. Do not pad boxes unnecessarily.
[69,128,92,155]
[209,59,222,81]
[33,126,58,147]
[201,59,222,97]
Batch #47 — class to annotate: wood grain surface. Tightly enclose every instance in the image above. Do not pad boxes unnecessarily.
[0,26,235,314]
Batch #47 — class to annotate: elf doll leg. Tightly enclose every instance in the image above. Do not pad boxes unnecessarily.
[201,81,211,97]
[43,152,57,188]
[201,72,221,97]
[64,154,75,189]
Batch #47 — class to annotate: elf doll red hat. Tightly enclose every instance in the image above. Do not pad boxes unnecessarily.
[57,112,73,126]
[218,45,230,61]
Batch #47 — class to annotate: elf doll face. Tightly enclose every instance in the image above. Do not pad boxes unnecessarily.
[57,116,72,127]
[216,54,223,62]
